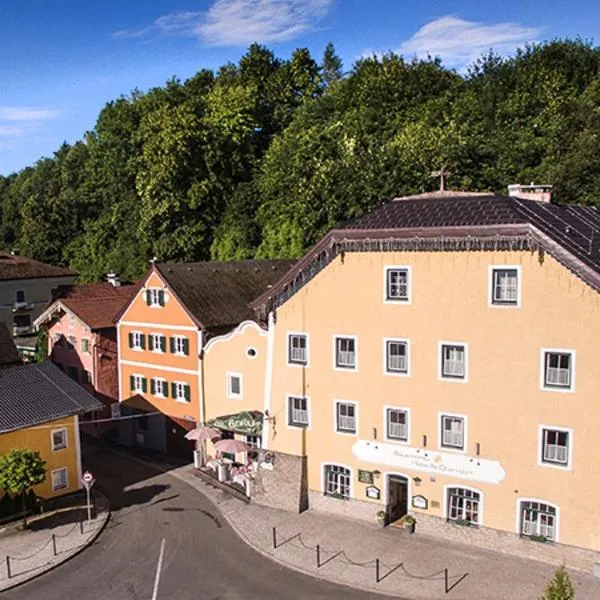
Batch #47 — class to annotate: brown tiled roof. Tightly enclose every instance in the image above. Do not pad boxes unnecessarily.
[252,191,600,316]
[53,282,134,300]
[0,252,75,281]
[0,323,20,365]
[156,260,296,330]
[38,283,137,330]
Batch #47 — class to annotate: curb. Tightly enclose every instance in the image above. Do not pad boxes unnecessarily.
[0,496,111,593]
[107,449,404,599]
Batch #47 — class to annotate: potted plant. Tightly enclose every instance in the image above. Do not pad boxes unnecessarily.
[455,518,471,528]
[376,510,387,528]
[530,534,547,543]
[399,514,416,533]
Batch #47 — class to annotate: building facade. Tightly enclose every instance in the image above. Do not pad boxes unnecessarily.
[243,190,600,567]
[115,260,293,457]
[0,252,76,357]
[34,282,134,438]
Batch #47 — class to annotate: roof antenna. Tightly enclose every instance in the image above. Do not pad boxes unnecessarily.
[430,165,451,192]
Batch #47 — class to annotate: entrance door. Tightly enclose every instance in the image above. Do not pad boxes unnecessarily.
[387,475,409,522]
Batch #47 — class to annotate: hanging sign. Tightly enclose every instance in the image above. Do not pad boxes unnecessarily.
[365,486,380,500]
[412,495,428,510]
[358,469,374,484]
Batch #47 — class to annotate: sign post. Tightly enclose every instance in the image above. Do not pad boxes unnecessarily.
[81,471,95,521]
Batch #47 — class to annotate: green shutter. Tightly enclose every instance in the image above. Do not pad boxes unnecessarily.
[164,380,169,398]
[171,382,176,398]
[129,375,135,391]
[158,290,165,307]
[145,290,151,305]
[128,332,133,348]
[142,378,147,393]
[183,338,189,356]
[140,334,146,350]
[150,378,156,395]
[160,335,166,352]
[184,385,191,402]
[169,337,175,353]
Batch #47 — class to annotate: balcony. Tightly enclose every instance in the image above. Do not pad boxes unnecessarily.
[13,325,35,336]
[12,301,34,313]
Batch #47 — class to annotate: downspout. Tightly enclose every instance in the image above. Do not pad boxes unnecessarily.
[262,311,276,450]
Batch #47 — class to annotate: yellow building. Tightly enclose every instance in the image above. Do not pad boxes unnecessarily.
[0,324,101,500]
[241,187,600,567]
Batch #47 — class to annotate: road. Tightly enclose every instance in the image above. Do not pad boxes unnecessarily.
[3,447,378,600]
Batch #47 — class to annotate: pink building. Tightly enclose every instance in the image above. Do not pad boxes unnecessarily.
[35,280,135,438]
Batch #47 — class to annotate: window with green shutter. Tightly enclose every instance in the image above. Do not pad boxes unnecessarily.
[140,334,146,350]
[184,385,191,402]
[160,335,166,352]
[150,378,156,394]
[158,290,165,306]
[128,332,134,348]
[169,337,175,353]
[171,382,177,398]
[130,375,135,391]
[183,339,190,356]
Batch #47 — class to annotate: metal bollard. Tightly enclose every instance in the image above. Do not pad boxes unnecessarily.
[376,558,380,583]
[6,556,11,579]
[52,534,57,556]
[272,526,277,549]
[444,568,449,593]
[316,544,320,567]
[79,518,84,535]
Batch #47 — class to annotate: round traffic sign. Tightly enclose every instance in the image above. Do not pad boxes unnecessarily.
[82,471,94,483]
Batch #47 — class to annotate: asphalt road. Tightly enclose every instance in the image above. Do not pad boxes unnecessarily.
[3,447,378,600]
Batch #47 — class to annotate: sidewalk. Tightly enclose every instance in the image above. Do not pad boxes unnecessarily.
[111,448,600,600]
[170,466,600,600]
[0,495,109,591]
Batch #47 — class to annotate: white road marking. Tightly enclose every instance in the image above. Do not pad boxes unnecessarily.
[151,538,166,600]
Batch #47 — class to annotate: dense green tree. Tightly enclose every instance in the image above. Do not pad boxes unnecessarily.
[0,449,46,527]
[321,42,343,86]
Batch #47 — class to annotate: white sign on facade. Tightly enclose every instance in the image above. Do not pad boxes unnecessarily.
[111,403,121,419]
[352,440,506,485]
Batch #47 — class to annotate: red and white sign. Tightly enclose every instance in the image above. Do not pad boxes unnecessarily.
[81,471,95,487]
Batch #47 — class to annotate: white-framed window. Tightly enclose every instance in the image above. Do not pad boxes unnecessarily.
[51,467,68,492]
[541,349,575,392]
[446,487,482,526]
[518,500,558,542]
[15,289,26,304]
[227,372,243,399]
[81,338,91,354]
[51,428,68,451]
[150,333,166,353]
[384,266,411,303]
[384,406,410,443]
[245,435,262,448]
[129,331,145,351]
[146,288,165,307]
[489,266,520,306]
[172,381,191,403]
[287,333,309,366]
[539,426,572,469]
[439,342,468,381]
[287,395,310,428]
[334,400,358,435]
[151,377,168,398]
[333,336,357,371]
[440,413,466,450]
[323,464,351,499]
[171,335,189,356]
[130,374,147,394]
[384,338,410,375]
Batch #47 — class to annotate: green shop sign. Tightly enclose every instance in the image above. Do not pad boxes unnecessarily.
[207,410,263,435]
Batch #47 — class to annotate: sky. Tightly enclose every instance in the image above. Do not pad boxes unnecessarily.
[1,0,599,176]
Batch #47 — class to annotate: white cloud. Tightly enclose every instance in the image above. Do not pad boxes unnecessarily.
[114,0,333,46]
[0,106,59,139]
[397,16,540,68]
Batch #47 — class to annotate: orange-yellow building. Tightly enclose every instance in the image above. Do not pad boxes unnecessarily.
[238,187,600,567]
[0,324,101,500]
[115,260,293,456]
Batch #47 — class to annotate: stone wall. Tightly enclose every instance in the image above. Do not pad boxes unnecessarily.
[416,512,600,573]
[252,450,308,512]
[308,490,377,523]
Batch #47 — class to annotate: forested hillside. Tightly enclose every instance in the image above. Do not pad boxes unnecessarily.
[2,40,600,282]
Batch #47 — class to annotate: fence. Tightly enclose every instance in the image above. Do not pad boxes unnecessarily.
[271,526,469,594]
[2,494,108,582]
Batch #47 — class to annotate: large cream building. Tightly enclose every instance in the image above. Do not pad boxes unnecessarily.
[241,187,600,565]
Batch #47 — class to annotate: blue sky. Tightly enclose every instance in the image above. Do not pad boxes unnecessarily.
[1,0,599,176]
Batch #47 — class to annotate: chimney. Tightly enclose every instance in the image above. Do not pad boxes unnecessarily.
[508,183,553,203]
[106,273,121,287]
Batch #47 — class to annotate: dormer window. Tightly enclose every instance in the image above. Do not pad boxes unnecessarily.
[146,288,165,307]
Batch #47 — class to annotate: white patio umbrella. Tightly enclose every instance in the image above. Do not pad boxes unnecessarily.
[185,426,221,441]
[214,439,251,454]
